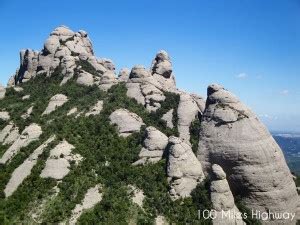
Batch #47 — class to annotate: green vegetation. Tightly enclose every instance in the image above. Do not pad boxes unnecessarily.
[190,116,201,154]
[0,70,212,224]
[235,197,262,225]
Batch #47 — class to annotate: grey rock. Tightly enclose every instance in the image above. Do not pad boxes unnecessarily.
[198,84,299,224]
[109,109,144,137]
[133,126,168,165]
[151,50,172,78]
[42,94,68,115]
[0,123,42,164]
[77,70,94,86]
[177,92,200,144]
[210,164,245,225]
[118,68,130,82]
[85,100,103,116]
[40,140,82,180]
[167,136,204,200]
[162,109,174,128]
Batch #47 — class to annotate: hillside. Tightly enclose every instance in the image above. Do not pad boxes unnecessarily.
[0,26,299,225]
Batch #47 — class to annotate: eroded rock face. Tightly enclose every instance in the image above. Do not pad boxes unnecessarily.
[210,164,245,225]
[76,70,94,86]
[11,25,115,87]
[161,109,174,129]
[109,109,144,137]
[0,124,42,164]
[42,94,68,115]
[133,126,168,165]
[167,136,204,200]
[4,136,55,197]
[198,84,299,224]
[40,140,82,180]
[177,93,201,144]
[69,184,102,225]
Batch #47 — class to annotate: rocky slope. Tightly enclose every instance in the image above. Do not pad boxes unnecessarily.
[0,26,299,224]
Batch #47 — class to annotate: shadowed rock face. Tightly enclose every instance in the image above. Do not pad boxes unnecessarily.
[198,84,299,223]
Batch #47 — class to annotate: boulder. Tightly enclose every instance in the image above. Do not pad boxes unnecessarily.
[109,109,144,137]
[133,126,168,165]
[76,70,94,86]
[198,84,299,224]
[0,124,42,164]
[42,94,68,115]
[167,136,204,200]
[210,164,245,225]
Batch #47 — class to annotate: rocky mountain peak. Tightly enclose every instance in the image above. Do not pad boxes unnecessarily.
[0,26,299,224]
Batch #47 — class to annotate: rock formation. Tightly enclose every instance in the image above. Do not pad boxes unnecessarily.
[4,136,55,197]
[1,25,298,225]
[8,25,115,88]
[210,164,245,225]
[69,184,103,225]
[177,93,201,144]
[109,109,144,137]
[0,123,42,164]
[161,109,174,129]
[167,136,204,200]
[0,122,19,144]
[40,140,82,180]
[42,94,68,115]
[198,84,299,224]
[85,100,103,116]
[133,126,168,165]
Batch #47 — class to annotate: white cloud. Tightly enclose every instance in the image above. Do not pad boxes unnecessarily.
[280,90,289,96]
[236,73,247,79]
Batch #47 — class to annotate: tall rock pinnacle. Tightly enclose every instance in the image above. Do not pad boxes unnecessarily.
[198,84,299,224]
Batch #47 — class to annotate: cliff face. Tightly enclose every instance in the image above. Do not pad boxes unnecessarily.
[0,26,298,224]
[198,84,299,224]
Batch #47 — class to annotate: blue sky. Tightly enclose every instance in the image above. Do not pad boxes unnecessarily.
[0,0,300,132]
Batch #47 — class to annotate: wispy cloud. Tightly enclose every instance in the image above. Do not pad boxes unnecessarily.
[236,73,247,79]
[280,90,289,96]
